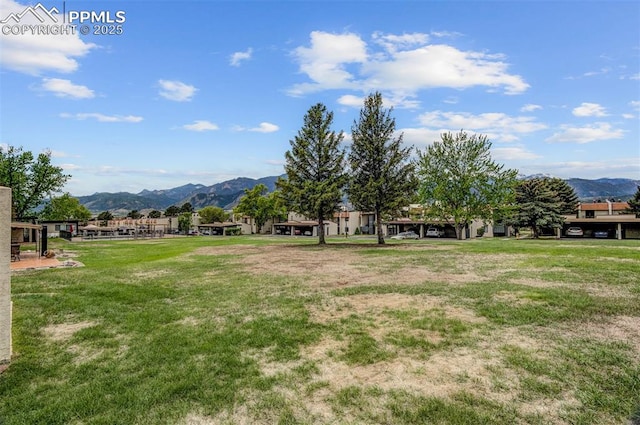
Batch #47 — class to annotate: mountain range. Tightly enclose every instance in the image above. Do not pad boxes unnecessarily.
[76,175,639,215]
[77,176,282,215]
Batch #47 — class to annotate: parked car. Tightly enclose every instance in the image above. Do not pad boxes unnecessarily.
[391,231,419,240]
[594,230,609,238]
[426,227,445,238]
[565,227,583,237]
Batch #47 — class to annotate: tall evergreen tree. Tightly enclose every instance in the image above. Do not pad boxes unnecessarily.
[547,177,579,215]
[511,178,565,238]
[418,130,518,240]
[277,103,347,244]
[347,92,417,244]
[627,185,640,217]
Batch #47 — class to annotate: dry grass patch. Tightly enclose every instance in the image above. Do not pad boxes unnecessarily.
[43,320,97,342]
[559,315,640,357]
[132,269,171,279]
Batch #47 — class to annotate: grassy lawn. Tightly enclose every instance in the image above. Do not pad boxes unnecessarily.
[1,235,639,424]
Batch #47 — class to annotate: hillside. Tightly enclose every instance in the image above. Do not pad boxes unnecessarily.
[566,178,639,201]
[76,175,639,214]
[77,175,283,214]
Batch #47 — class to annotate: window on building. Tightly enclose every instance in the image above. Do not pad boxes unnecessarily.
[586,210,595,218]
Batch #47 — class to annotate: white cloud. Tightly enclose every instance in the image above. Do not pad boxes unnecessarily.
[622,113,635,119]
[182,120,219,131]
[583,67,610,77]
[158,79,197,102]
[491,146,541,160]
[289,31,529,101]
[60,112,143,123]
[249,122,279,133]
[337,94,364,107]
[630,101,640,110]
[546,122,624,144]
[364,44,528,95]
[520,104,542,112]
[0,0,97,75]
[289,31,367,96]
[443,96,458,104]
[397,127,445,148]
[629,73,640,80]
[416,110,547,142]
[40,78,94,99]
[230,48,253,66]
[59,163,82,172]
[372,31,429,53]
[572,102,608,117]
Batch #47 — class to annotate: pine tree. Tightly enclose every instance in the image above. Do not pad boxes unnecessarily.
[512,178,565,238]
[347,92,417,244]
[547,177,579,215]
[627,186,640,217]
[277,103,347,244]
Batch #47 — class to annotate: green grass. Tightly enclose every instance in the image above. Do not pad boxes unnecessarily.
[2,235,639,424]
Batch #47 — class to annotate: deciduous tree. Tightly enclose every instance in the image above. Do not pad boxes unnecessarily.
[277,103,347,244]
[148,210,162,219]
[234,184,287,233]
[417,130,518,239]
[178,212,192,233]
[128,210,142,219]
[198,206,227,223]
[348,92,417,244]
[180,202,194,214]
[97,211,113,226]
[40,193,91,222]
[165,205,180,217]
[0,145,70,219]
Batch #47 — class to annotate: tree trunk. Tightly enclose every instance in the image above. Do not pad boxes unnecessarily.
[455,224,464,240]
[318,215,326,245]
[376,210,385,244]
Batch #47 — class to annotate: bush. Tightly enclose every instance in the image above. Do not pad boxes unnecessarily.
[226,227,242,236]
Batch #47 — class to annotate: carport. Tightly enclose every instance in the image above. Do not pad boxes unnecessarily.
[272,220,329,237]
[563,215,640,239]
[197,222,242,236]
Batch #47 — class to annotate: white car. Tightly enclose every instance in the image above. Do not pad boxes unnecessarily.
[565,227,583,237]
[426,227,445,237]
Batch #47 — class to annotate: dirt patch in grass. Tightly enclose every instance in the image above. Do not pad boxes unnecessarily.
[195,244,484,289]
[560,315,640,357]
[43,321,97,342]
[180,412,216,424]
[511,277,633,298]
[299,335,517,403]
[309,293,486,327]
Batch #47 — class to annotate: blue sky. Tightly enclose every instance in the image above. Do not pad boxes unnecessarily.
[1,0,639,196]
